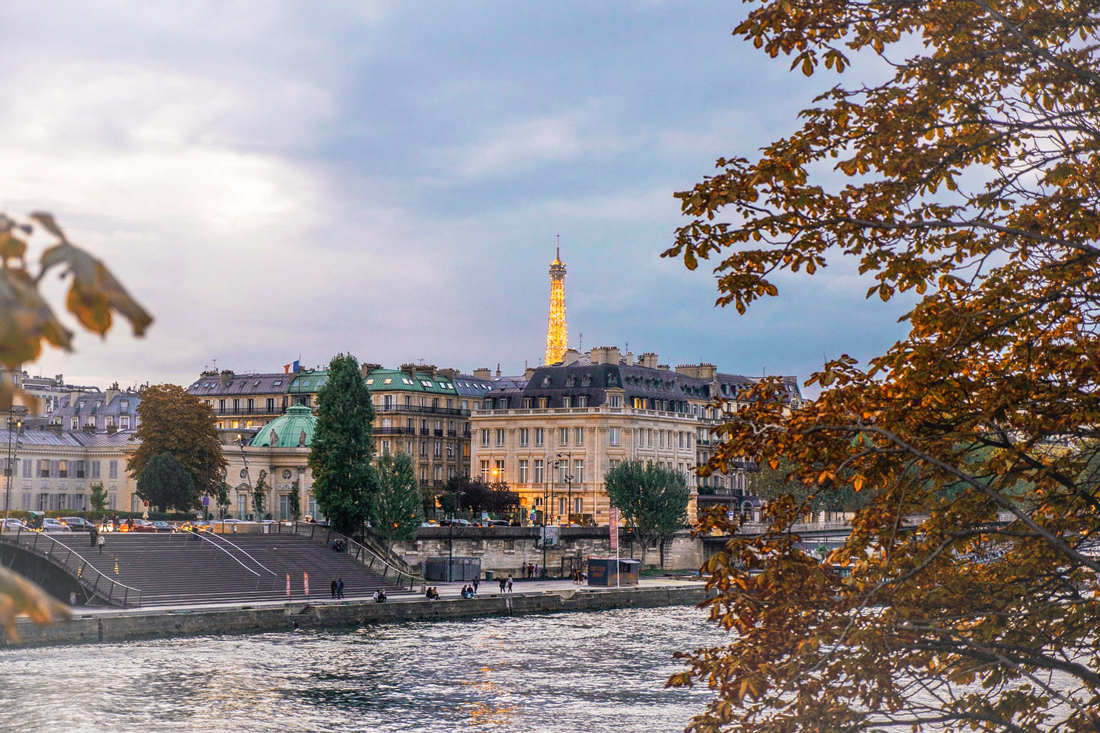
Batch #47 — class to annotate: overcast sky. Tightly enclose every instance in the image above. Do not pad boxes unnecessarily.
[0,2,912,393]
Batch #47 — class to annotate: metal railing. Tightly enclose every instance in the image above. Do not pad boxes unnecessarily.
[0,528,141,608]
[375,404,470,417]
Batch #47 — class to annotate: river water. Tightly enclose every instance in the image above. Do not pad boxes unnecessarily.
[0,606,723,733]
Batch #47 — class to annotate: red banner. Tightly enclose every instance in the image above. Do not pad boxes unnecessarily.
[304,572,310,598]
[286,573,291,598]
[609,507,618,552]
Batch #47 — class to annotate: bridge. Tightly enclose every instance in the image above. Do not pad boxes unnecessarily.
[0,523,418,608]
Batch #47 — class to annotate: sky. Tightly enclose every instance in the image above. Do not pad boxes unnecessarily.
[0,1,913,394]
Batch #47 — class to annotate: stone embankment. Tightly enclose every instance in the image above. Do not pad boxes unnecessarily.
[3,582,708,648]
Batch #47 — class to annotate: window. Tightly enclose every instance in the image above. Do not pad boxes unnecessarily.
[523,397,533,409]
[574,427,584,445]
[381,441,390,455]
[434,441,441,457]
[495,428,505,446]
[559,427,569,445]
[577,395,588,407]
[109,460,118,479]
[70,417,78,430]
[75,460,85,479]
[534,428,544,447]
[534,459,544,483]
[609,427,621,446]
[519,428,529,447]
[678,431,685,448]
[480,460,490,481]
[480,429,490,447]
[636,430,644,447]
[23,459,32,477]
[266,398,275,412]
[447,443,454,458]
[562,395,572,408]
[419,441,427,457]
[406,441,413,454]
[518,460,528,483]
[573,497,583,515]
[120,416,130,430]
[574,459,585,483]
[38,459,50,478]
[609,395,622,408]
[494,460,504,481]
[434,466,442,481]
[538,397,548,409]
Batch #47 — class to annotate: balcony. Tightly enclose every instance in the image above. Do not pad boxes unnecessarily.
[433,429,444,436]
[375,404,470,417]
[420,428,430,436]
[212,405,281,417]
[374,426,417,436]
[447,430,457,437]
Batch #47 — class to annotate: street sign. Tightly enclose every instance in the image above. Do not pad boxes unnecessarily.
[202,496,210,507]
[142,500,149,508]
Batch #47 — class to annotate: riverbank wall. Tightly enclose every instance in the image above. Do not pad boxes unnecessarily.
[3,583,708,649]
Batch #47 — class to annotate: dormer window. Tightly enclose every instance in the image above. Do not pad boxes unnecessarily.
[542,377,551,387]
[566,376,576,387]
[581,375,591,387]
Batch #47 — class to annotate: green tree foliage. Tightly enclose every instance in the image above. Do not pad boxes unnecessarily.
[287,480,302,522]
[371,452,423,554]
[604,461,689,567]
[251,475,267,518]
[442,474,522,516]
[136,452,195,512]
[88,482,108,519]
[128,384,226,498]
[308,354,377,535]
[214,481,230,519]
[664,1,1100,730]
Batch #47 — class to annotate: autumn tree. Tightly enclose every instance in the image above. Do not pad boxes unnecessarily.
[0,211,150,636]
[308,354,377,535]
[665,2,1100,731]
[370,452,423,555]
[136,452,195,512]
[128,384,226,502]
[604,461,689,568]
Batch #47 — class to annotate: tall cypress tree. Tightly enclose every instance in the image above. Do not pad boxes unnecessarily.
[308,354,376,535]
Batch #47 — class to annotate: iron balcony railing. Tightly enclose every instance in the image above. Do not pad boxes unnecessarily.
[375,404,470,417]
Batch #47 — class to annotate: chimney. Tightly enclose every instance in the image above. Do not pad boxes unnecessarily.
[623,351,633,366]
[105,384,120,406]
[361,363,381,379]
[639,352,659,369]
[605,346,620,365]
[400,363,418,376]
[439,368,458,380]
[220,369,233,387]
[524,367,536,380]
[473,368,491,379]
[496,363,501,377]
[563,349,580,366]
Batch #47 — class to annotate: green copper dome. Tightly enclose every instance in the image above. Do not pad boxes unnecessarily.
[250,404,316,448]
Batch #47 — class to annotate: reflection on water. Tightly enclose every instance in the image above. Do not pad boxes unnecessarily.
[0,606,722,732]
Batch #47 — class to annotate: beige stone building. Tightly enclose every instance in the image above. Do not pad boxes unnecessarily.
[469,346,803,525]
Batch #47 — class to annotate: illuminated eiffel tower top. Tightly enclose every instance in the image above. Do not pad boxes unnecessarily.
[544,244,568,365]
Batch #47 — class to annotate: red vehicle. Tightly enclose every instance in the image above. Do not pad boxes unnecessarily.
[131,519,157,532]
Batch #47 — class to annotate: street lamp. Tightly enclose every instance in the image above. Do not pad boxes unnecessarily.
[557,452,573,526]
[3,405,27,532]
[448,490,466,582]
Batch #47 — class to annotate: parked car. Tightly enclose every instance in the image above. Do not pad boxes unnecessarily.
[131,519,156,532]
[0,518,27,532]
[440,518,472,527]
[480,519,510,528]
[42,518,72,533]
[151,521,173,533]
[60,517,95,532]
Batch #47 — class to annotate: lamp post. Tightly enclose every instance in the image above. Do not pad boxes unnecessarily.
[447,490,466,582]
[3,405,27,532]
[557,451,573,525]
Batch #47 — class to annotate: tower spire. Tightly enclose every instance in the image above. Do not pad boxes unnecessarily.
[545,240,568,365]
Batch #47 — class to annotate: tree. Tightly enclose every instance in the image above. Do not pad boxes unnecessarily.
[287,480,302,522]
[251,475,266,519]
[88,482,108,520]
[371,452,423,555]
[449,475,521,516]
[308,354,377,535]
[604,461,689,568]
[0,211,150,636]
[128,384,226,499]
[214,481,230,520]
[665,2,1100,731]
[136,452,195,512]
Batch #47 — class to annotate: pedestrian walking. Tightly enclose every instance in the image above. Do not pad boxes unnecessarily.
[534,563,539,578]
[472,577,480,595]
[89,526,98,548]
[97,534,105,554]
[498,576,506,593]
[506,575,513,593]
[337,578,345,599]
[331,579,338,599]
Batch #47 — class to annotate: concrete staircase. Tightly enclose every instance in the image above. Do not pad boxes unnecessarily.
[50,532,412,607]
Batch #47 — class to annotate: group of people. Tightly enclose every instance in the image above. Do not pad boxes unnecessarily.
[425,586,440,601]
[330,578,345,599]
[522,563,539,579]
[372,589,387,603]
[331,538,347,553]
[571,569,588,584]
[88,525,105,554]
[497,575,514,593]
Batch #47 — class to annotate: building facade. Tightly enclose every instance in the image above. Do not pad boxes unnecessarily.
[469,346,803,525]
